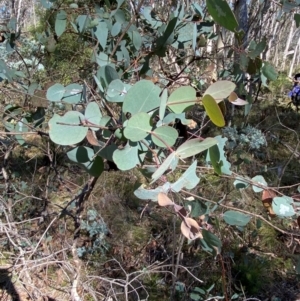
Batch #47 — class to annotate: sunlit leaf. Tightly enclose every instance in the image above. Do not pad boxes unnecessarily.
[202,94,225,127]
[85,102,102,131]
[272,196,295,217]
[151,152,178,183]
[151,126,178,147]
[252,175,267,192]
[49,112,87,145]
[171,161,200,192]
[123,80,161,114]
[113,142,140,170]
[204,80,236,102]
[159,89,168,120]
[176,137,218,159]
[158,192,174,206]
[167,86,197,113]
[46,83,65,102]
[124,112,152,142]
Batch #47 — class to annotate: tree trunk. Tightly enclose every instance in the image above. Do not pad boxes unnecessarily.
[282,19,295,71]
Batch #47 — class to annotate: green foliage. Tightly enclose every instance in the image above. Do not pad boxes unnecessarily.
[206,0,238,32]
[1,0,300,299]
[222,125,267,150]
[77,209,109,257]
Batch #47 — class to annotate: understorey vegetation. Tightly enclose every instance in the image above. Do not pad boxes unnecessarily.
[0,0,300,300]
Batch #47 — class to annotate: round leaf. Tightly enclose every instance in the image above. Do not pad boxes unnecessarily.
[63,83,82,104]
[167,86,196,113]
[204,80,236,102]
[252,175,267,192]
[49,112,87,145]
[272,196,295,217]
[113,142,140,170]
[46,83,65,102]
[151,126,178,147]
[124,112,152,142]
[233,177,249,189]
[123,80,161,114]
[67,146,104,177]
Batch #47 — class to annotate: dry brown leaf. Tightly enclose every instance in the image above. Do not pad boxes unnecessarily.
[181,218,202,240]
[158,192,174,207]
[262,189,276,202]
[86,129,100,146]
[228,91,238,102]
[174,204,188,218]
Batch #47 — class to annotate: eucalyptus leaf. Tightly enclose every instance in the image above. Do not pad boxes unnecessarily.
[55,10,67,37]
[171,161,200,192]
[272,196,295,217]
[63,83,82,104]
[49,112,87,145]
[46,83,65,102]
[151,126,178,147]
[151,152,178,183]
[252,175,267,192]
[85,102,102,130]
[123,80,161,114]
[202,94,225,127]
[124,112,152,142]
[223,211,251,227]
[113,142,140,170]
[204,80,236,102]
[167,86,196,113]
[176,138,218,159]
[206,0,238,32]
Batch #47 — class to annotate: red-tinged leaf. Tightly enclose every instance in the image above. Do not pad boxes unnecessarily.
[262,189,276,203]
[86,129,100,146]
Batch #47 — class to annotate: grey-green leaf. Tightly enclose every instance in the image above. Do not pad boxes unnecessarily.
[85,102,102,131]
[251,175,267,192]
[94,21,108,49]
[206,0,238,32]
[49,112,87,145]
[272,196,295,217]
[124,112,152,142]
[113,142,140,170]
[223,211,251,227]
[171,161,199,192]
[151,152,178,183]
[46,83,65,102]
[123,80,161,114]
[63,83,82,104]
[167,86,196,113]
[55,10,67,37]
[151,126,178,147]
[176,137,218,159]
[111,22,121,36]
